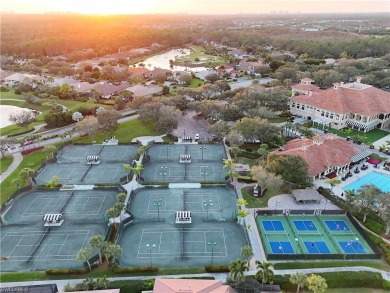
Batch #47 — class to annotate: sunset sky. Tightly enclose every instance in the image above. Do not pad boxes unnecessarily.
[0,0,389,14]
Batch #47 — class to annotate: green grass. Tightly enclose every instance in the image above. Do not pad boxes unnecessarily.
[326,127,389,145]
[0,267,206,282]
[189,77,205,88]
[73,119,160,144]
[241,186,280,208]
[237,156,256,167]
[370,153,388,162]
[274,260,390,271]
[0,142,62,205]
[325,289,388,293]
[175,45,226,66]
[0,155,14,174]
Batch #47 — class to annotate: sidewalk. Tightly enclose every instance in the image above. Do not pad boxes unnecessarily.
[0,152,23,184]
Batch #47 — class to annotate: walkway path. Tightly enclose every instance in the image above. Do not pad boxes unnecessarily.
[1,266,389,292]
[0,152,22,184]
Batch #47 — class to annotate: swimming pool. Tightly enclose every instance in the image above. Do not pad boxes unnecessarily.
[342,171,390,192]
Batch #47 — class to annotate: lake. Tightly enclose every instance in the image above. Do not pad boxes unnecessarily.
[135,48,208,72]
[0,105,36,128]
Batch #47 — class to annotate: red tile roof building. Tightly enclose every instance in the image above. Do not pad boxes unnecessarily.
[274,135,365,179]
[289,78,390,132]
[146,278,236,293]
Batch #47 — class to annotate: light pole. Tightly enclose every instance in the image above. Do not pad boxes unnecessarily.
[201,171,208,182]
[200,146,206,161]
[160,166,168,182]
[154,199,162,221]
[146,243,156,267]
[164,145,170,161]
[201,166,208,182]
[204,200,213,221]
[274,200,280,213]
[208,242,217,266]
[294,237,299,257]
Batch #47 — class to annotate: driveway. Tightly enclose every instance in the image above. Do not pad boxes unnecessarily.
[173,110,211,139]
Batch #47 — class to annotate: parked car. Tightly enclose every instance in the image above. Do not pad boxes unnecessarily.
[23,140,34,146]
[195,134,200,140]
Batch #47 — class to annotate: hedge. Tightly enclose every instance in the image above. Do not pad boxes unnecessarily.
[204,265,230,272]
[46,268,87,275]
[108,263,159,273]
[366,231,390,265]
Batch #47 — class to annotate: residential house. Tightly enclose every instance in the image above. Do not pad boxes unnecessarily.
[2,73,46,87]
[148,68,172,81]
[237,59,266,74]
[91,82,131,99]
[128,67,151,79]
[0,68,13,79]
[70,81,99,93]
[229,48,247,59]
[289,78,390,131]
[291,77,320,96]
[49,76,78,86]
[274,135,368,180]
[142,278,236,293]
[123,84,163,97]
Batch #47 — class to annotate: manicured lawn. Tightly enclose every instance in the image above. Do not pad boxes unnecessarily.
[274,260,389,271]
[0,267,206,282]
[175,45,226,66]
[241,186,281,208]
[189,77,205,88]
[325,289,388,293]
[0,155,14,174]
[73,119,160,144]
[326,127,389,145]
[237,156,256,167]
[1,89,106,136]
[0,142,62,205]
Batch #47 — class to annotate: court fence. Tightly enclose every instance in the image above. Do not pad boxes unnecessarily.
[1,184,33,213]
[255,209,346,217]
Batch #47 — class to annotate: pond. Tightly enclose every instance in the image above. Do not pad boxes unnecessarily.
[0,105,37,128]
[134,48,208,72]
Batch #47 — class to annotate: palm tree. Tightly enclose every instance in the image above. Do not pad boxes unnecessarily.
[230,146,241,160]
[89,235,105,263]
[138,145,148,157]
[229,259,249,282]
[19,168,34,185]
[42,145,56,160]
[77,248,93,270]
[325,178,341,192]
[223,159,235,169]
[289,272,307,293]
[117,192,127,203]
[102,243,122,263]
[236,198,248,207]
[11,178,22,193]
[131,163,143,180]
[47,175,60,189]
[106,207,119,219]
[240,245,254,264]
[237,209,249,226]
[123,163,131,181]
[255,260,274,284]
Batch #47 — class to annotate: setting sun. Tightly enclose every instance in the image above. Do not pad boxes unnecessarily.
[70,0,159,14]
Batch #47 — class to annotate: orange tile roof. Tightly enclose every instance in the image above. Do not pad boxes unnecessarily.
[153,278,235,293]
[291,83,390,116]
[291,84,320,92]
[274,135,362,176]
[128,67,150,75]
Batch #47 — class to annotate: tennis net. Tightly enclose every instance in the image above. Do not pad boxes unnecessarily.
[59,191,74,213]
[265,232,291,238]
[298,232,324,238]
[181,227,185,260]
[26,227,50,263]
[184,163,188,180]
[183,191,188,210]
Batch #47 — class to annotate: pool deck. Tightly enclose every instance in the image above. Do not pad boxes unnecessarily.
[313,162,390,199]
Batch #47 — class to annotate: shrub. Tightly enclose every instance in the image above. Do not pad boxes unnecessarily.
[318,271,383,289]
[46,268,87,275]
[204,265,230,272]
[108,263,158,273]
[383,280,390,290]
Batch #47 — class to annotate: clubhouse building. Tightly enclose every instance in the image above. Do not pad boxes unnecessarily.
[289,78,390,132]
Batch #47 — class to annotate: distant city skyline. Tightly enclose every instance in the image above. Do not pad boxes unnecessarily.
[1,0,389,14]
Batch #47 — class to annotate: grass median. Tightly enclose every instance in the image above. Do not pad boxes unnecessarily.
[0,156,14,174]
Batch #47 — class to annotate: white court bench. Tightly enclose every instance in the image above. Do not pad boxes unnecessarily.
[179,154,191,164]
[175,211,192,224]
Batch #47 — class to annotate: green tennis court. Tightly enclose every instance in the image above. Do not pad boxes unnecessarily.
[118,187,248,267]
[35,163,126,185]
[256,215,375,260]
[141,162,227,183]
[58,145,138,164]
[2,190,117,225]
[146,144,226,163]
[0,222,107,271]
